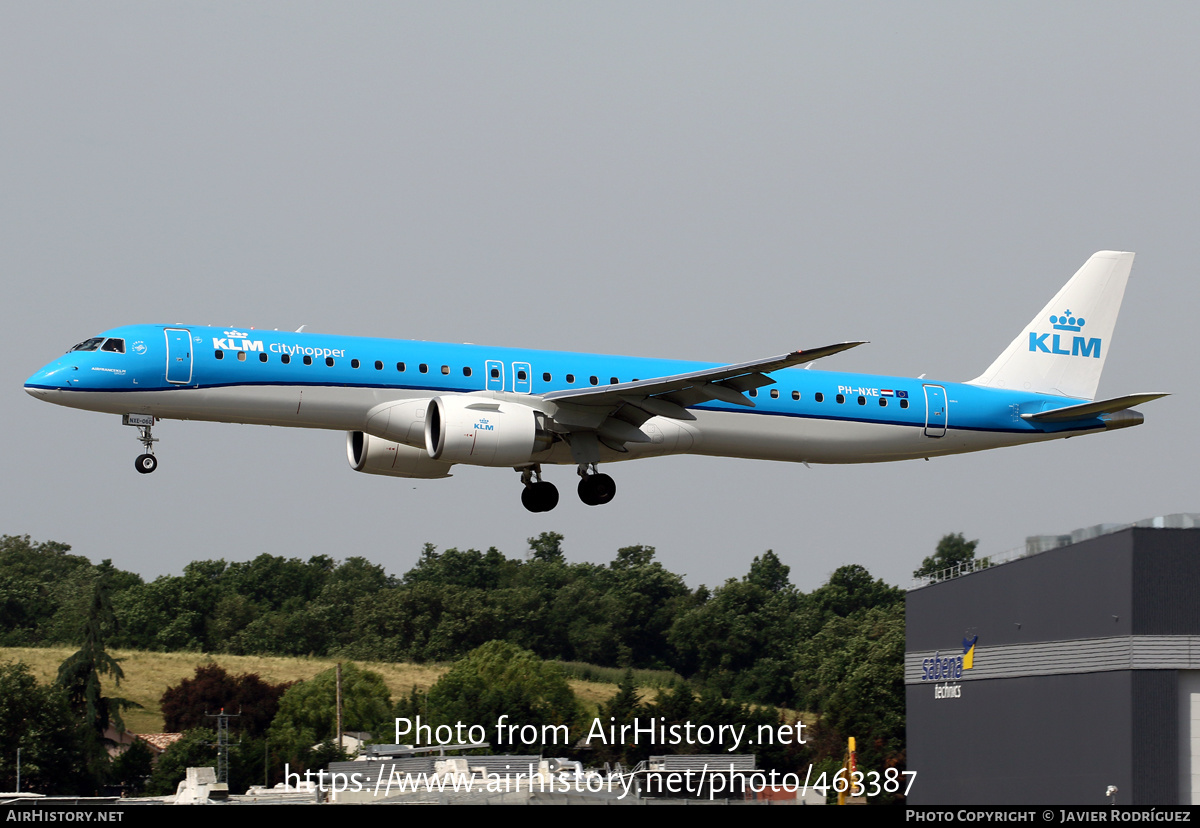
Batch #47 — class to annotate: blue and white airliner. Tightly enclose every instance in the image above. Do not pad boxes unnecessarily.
[25,251,1166,512]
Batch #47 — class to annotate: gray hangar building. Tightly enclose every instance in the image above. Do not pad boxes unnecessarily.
[905,524,1200,805]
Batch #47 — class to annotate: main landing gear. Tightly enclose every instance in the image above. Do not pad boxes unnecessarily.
[126,415,159,474]
[519,466,559,513]
[577,464,616,506]
[517,464,617,511]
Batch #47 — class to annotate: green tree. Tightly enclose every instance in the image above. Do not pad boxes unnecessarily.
[269,663,392,761]
[145,729,215,796]
[425,641,580,751]
[913,532,980,579]
[745,550,791,592]
[0,662,89,794]
[528,532,566,564]
[56,561,138,737]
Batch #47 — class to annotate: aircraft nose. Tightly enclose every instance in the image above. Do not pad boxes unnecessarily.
[24,362,75,396]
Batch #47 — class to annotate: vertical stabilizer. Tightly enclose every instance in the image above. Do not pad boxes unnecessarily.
[967,251,1134,400]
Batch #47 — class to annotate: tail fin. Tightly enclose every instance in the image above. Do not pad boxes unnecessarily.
[967,251,1134,400]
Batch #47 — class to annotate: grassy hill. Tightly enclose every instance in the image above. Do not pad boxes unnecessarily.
[0,647,624,734]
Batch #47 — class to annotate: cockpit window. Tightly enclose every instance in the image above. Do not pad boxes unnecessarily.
[68,338,104,353]
[100,339,125,354]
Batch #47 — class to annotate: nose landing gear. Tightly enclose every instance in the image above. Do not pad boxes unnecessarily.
[123,413,159,474]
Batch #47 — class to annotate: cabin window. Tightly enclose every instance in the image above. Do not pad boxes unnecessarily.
[325,357,335,367]
[543,372,552,382]
[214,350,224,360]
[463,366,472,377]
[397,362,406,372]
[610,377,618,385]
[857,395,865,405]
[566,374,575,384]
[258,353,267,362]
[100,339,125,353]
[419,363,428,373]
[237,351,247,361]
[792,390,800,401]
[590,376,599,385]
[770,389,779,399]
[351,359,360,369]
[490,367,500,379]
[879,398,887,407]
[441,365,450,375]
[900,399,909,409]
[375,360,383,370]
[749,389,758,397]
[517,369,527,381]
[836,394,845,404]
[303,355,313,365]
[281,354,291,364]
[815,392,824,402]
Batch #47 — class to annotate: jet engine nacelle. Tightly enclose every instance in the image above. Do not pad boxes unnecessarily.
[425,395,551,466]
[347,431,453,479]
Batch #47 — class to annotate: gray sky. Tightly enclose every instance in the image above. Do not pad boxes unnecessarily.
[2,3,1195,592]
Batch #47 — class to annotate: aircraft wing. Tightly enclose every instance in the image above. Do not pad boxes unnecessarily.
[543,341,865,410]
[542,341,865,456]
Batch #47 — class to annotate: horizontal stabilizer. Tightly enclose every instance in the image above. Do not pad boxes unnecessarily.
[1021,393,1168,422]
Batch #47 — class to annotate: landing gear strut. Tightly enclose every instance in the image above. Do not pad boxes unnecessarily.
[125,414,159,474]
[519,466,559,513]
[577,464,616,506]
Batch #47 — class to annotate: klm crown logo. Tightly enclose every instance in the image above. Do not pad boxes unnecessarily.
[1029,310,1101,359]
[1049,310,1084,332]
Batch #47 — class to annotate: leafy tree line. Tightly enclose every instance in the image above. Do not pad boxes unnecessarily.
[0,533,901,707]
[0,530,938,792]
